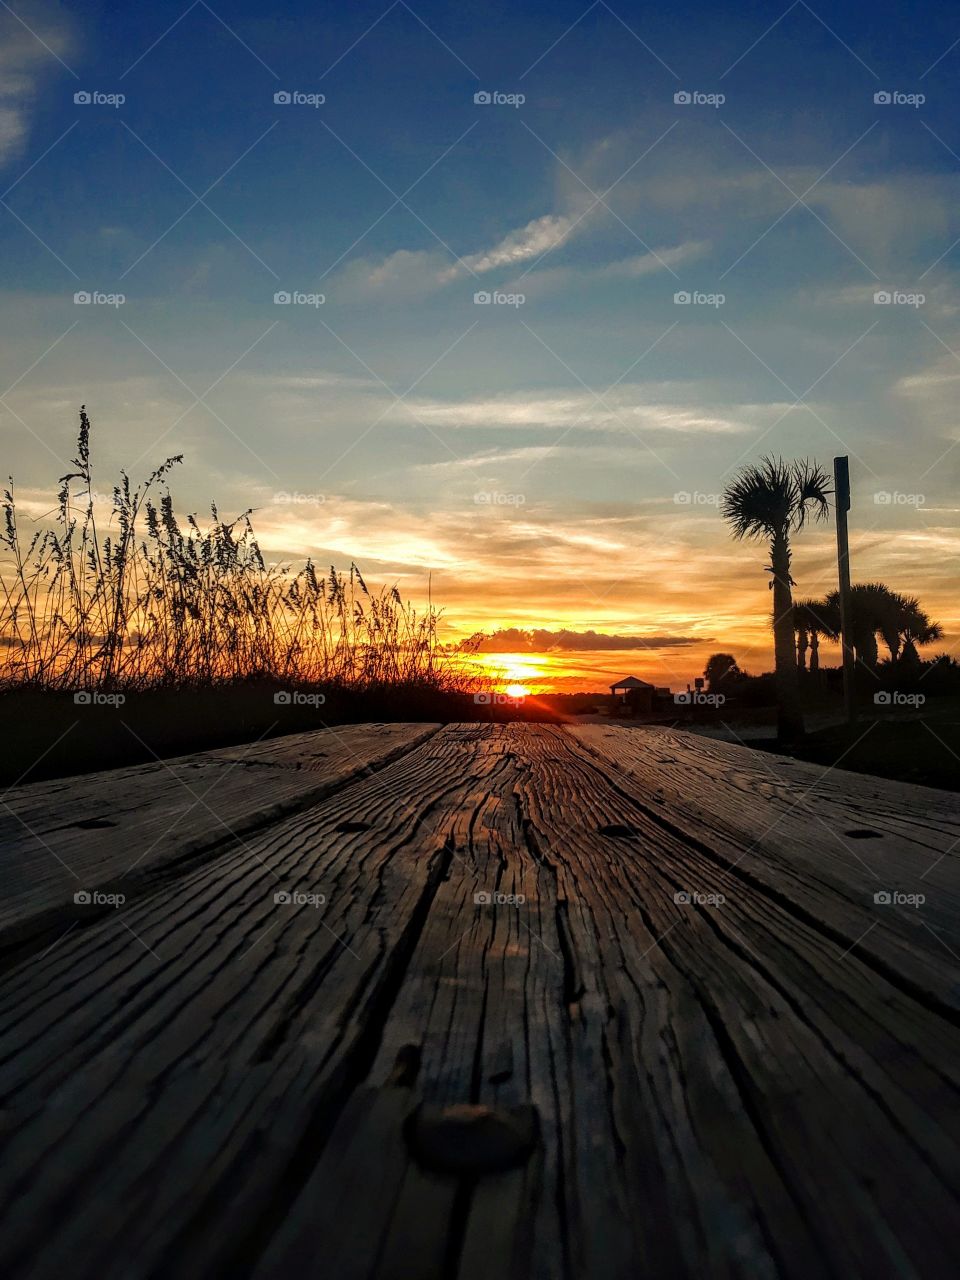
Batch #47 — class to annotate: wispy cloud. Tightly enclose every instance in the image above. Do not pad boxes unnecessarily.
[519,240,710,293]
[0,4,74,169]
[402,388,755,434]
[331,202,610,299]
[448,211,580,276]
[468,627,707,652]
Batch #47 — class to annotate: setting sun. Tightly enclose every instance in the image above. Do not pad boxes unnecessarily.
[504,684,530,699]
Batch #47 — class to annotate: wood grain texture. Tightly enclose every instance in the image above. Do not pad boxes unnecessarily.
[1,724,958,1279]
[0,722,438,961]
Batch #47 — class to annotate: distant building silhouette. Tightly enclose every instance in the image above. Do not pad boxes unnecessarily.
[610,675,654,714]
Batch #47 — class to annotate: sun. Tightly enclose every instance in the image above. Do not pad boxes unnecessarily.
[471,652,547,693]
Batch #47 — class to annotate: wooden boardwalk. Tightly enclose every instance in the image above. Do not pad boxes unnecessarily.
[1,722,958,1279]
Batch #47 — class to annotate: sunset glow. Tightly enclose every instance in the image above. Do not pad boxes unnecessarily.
[1,4,957,694]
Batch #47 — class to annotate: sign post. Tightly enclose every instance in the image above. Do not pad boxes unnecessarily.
[834,456,856,724]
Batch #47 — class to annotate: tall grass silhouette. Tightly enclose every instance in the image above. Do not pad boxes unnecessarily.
[1,407,468,694]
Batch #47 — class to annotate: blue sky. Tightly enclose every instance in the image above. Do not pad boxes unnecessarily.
[2,0,959,687]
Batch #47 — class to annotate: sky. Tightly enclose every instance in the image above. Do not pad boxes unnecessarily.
[1,0,959,691]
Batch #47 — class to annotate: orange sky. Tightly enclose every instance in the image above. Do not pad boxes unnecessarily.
[12,487,957,694]
[429,515,959,693]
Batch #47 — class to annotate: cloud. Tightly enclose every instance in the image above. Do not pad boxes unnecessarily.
[466,627,708,652]
[520,241,710,294]
[331,198,624,300]
[447,212,580,276]
[402,388,754,434]
[333,232,709,303]
[0,5,73,169]
[572,126,960,274]
[330,211,584,301]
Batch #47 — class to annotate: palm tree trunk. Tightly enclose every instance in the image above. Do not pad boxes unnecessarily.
[797,627,808,675]
[771,532,804,741]
[861,631,879,671]
[809,631,820,674]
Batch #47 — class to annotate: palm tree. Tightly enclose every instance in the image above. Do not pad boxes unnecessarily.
[793,604,809,675]
[722,456,831,740]
[793,598,839,675]
[705,652,742,691]
[810,598,840,674]
[821,583,940,671]
[823,582,888,670]
[895,596,943,664]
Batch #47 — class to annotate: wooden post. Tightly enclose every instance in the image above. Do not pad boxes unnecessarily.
[834,456,856,724]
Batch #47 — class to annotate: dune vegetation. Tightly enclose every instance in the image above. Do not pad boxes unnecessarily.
[1,407,471,696]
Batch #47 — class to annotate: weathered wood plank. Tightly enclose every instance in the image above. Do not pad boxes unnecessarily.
[571,723,960,884]
[2,724,959,1279]
[0,725,510,1278]
[259,725,960,1279]
[0,722,438,959]
[571,724,960,999]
